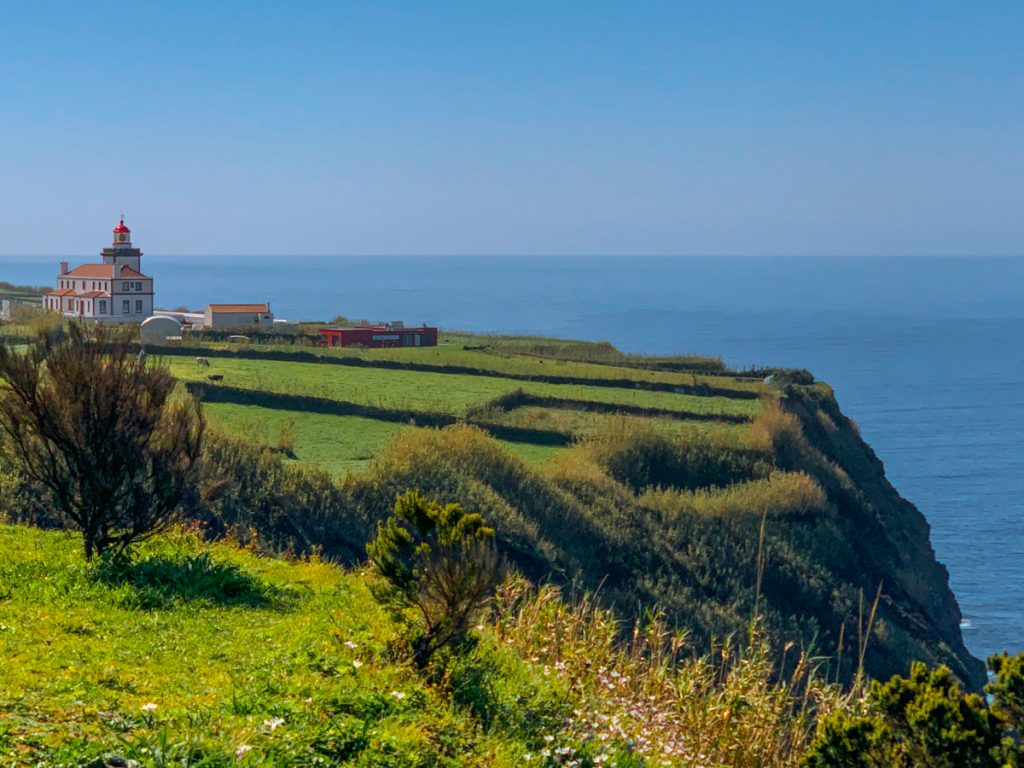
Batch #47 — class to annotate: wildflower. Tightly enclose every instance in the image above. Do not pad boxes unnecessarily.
[140,702,157,712]
[235,744,252,759]
[263,717,284,731]
[389,690,406,699]
[344,640,358,649]
[351,660,363,669]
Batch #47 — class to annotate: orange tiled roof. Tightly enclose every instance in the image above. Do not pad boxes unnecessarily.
[207,304,271,313]
[79,291,111,299]
[64,264,149,279]
[49,287,75,297]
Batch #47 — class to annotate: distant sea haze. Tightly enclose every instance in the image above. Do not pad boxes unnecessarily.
[3,254,1023,660]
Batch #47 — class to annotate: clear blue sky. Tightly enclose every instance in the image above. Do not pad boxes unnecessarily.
[2,1,1022,256]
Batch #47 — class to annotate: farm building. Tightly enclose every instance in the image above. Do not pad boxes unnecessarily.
[319,323,438,349]
[204,303,275,330]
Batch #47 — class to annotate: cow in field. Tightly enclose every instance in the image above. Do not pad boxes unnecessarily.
[207,374,224,382]
[195,357,210,367]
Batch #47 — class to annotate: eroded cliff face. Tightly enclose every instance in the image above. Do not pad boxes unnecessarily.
[780,385,985,689]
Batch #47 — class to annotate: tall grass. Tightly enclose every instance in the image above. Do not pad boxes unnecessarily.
[493,578,852,768]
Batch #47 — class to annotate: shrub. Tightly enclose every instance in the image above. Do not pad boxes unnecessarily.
[802,659,1023,767]
[367,491,507,667]
[581,419,767,493]
[0,324,204,560]
[987,652,1024,733]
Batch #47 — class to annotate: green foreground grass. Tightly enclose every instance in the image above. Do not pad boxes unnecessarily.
[0,526,546,766]
[0,523,842,768]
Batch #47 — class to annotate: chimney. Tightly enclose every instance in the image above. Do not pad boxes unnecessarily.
[60,261,69,275]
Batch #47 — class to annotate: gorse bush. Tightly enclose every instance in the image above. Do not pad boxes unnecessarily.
[641,470,827,519]
[367,491,507,667]
[579,418,770,493]
[803,656,1024,767]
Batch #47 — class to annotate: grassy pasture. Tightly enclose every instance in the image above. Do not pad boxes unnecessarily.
[204,402,567,474]
[490,404,751,441]
[0,525,538,766]
[165,356,762,419]
[190,335,765,393]
[204,403,410,475]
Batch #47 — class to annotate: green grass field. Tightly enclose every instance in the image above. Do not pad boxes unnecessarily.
[204,402,567,474]
[0,525,553,766]
[489,404,750,441]
[166,356,762,419]
[196,336,765,393]
[161,333,767,479]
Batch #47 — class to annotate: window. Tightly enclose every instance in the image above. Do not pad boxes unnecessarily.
[122,300,129,314]
[69,300,76,312]
[99,300,106,314]
[136,281,142,291]
[135,300,142,313]
[122,281,130,292]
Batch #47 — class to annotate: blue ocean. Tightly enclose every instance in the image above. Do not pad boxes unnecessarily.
[3,254,1023,661]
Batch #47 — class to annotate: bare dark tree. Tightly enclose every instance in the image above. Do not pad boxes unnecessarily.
[0,323,204,560]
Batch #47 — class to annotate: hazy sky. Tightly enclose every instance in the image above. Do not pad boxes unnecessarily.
[3,1,1022,256]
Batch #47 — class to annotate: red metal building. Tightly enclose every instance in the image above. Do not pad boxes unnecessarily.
[319,324,438,349]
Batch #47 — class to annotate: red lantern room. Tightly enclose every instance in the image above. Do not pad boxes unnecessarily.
[113,217,132,247]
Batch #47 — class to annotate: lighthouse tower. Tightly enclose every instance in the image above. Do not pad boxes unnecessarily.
[45,215,155,322]
[101,217,143,273]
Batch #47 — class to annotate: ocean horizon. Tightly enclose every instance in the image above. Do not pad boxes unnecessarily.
[3,253,1023,661]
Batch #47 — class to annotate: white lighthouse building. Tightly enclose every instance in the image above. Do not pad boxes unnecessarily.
[44,218,154,322]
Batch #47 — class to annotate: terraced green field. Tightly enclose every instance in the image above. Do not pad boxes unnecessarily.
[162,333,769,475]
[204,402,567,475]
[165,356,762,418]
[197,337,765,393]
[489,405,750,441]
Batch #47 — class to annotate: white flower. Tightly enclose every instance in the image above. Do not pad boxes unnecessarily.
[263,717,284,731]
[344,640,358,649]
[351,660,363,669]
[140,702,157,712]
[235,744,252,759]
[389,690,406,699]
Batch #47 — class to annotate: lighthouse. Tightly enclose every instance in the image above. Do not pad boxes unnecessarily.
[102,217,144,273]
[44,216,155,322]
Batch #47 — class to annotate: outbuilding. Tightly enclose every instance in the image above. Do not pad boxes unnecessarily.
[204,303,275,330]
[319,323,438,349]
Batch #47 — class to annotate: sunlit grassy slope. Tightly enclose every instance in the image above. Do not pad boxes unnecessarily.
[0,524,844,768]
[0,526,546,766]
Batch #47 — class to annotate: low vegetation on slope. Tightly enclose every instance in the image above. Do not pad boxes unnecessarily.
[0,524,845,767]
[1,319,1013,765]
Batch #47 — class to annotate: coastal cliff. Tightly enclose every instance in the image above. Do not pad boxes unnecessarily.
[182,359,983,688]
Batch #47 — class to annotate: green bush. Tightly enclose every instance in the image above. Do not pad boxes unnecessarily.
[802,659,1024,767]
[367,491,507,667]
[581,420,768,493]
